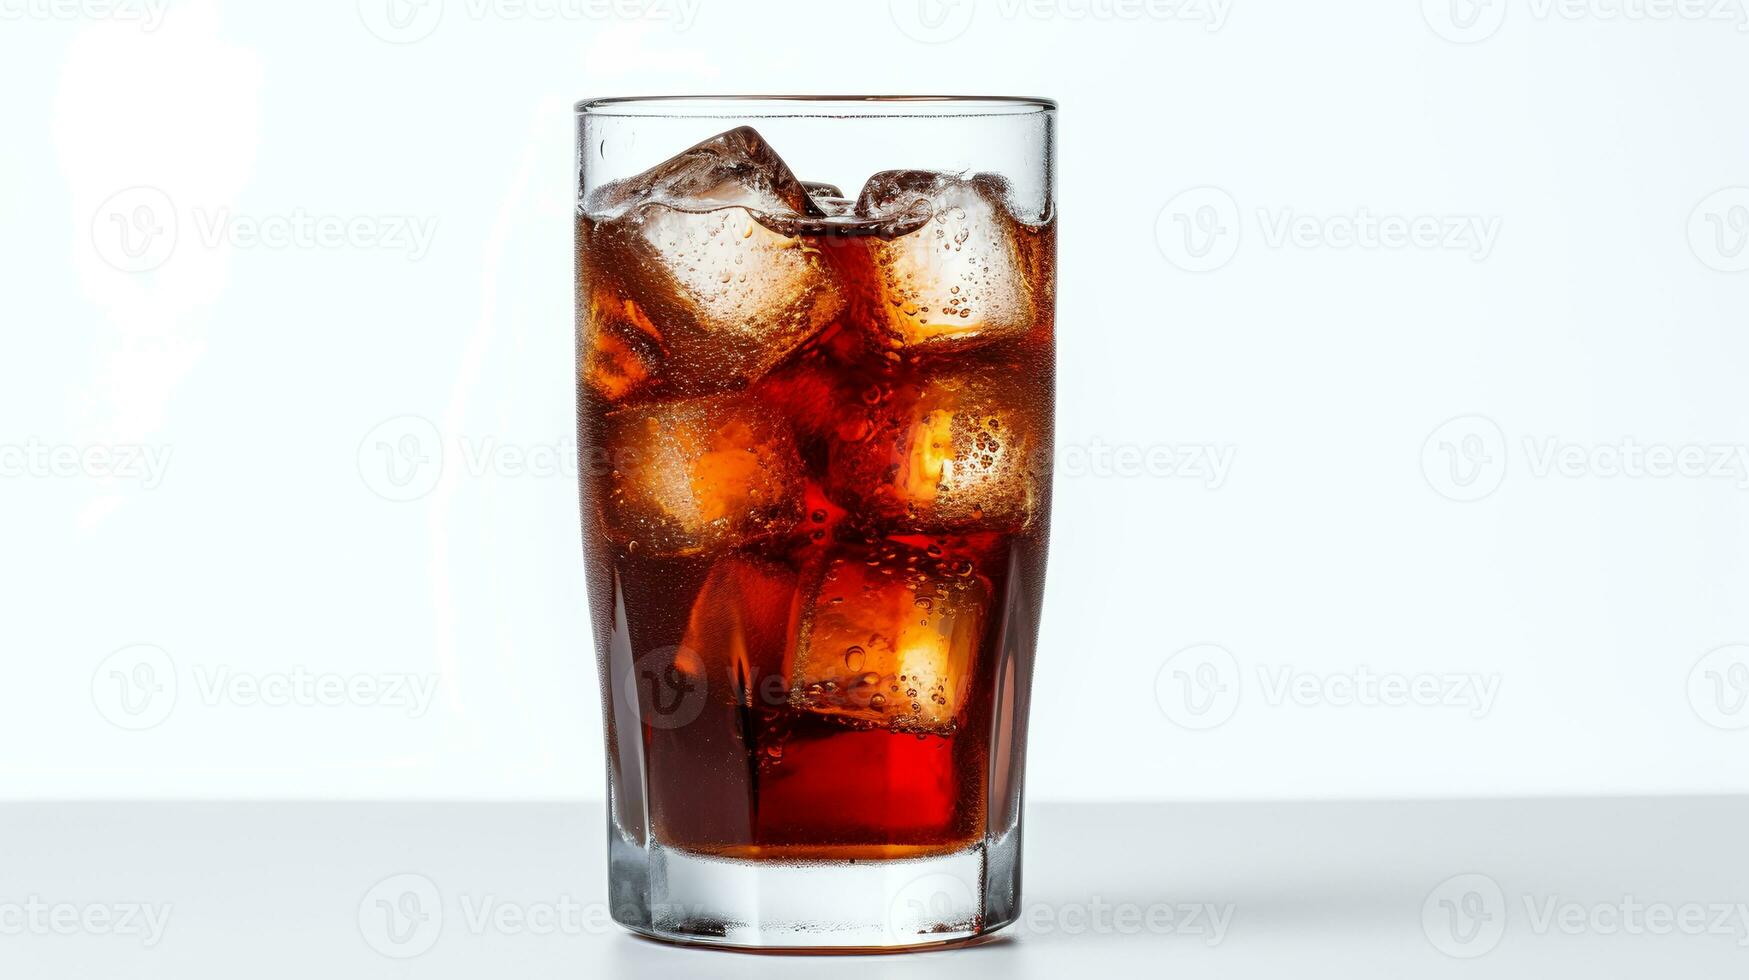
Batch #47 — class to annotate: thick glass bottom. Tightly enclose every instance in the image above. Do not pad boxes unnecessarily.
[607,828,1021,950]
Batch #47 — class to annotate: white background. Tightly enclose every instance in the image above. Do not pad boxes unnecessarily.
[3,0,1747,802]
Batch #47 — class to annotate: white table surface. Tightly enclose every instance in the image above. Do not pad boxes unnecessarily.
[3,799,1745,977]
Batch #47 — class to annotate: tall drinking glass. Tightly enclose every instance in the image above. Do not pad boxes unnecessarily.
[575,96,1055,950]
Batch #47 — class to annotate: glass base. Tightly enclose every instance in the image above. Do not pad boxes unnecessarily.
[608,829,1021,950]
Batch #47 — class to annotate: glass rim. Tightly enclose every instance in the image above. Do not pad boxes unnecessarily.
[575,95,1057,119]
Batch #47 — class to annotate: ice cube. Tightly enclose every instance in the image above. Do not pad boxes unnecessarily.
[601,392,805,556]
[590,127,823,219]
[825,361,1047,533]
[585,128,846,393]
[854,171,1040,351]
[789,541,990,733]
[578,268,662,403]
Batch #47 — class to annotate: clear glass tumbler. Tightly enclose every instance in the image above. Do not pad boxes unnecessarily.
[575,95,1055,950]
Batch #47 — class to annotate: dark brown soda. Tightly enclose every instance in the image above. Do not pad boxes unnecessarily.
[578,194,1053,861]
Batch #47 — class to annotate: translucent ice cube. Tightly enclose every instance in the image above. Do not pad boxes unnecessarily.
[854,171,1040,351]
[578,266,662,403]
[601,392,805,556]
[590,126,823,219]
[585,128,846,393]
[825,361,1048,533]
[789,541,990,733]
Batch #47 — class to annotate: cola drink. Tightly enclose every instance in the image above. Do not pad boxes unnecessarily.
[576,109,1053,945]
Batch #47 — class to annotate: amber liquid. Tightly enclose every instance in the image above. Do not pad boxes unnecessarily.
[578,193,1053,860]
